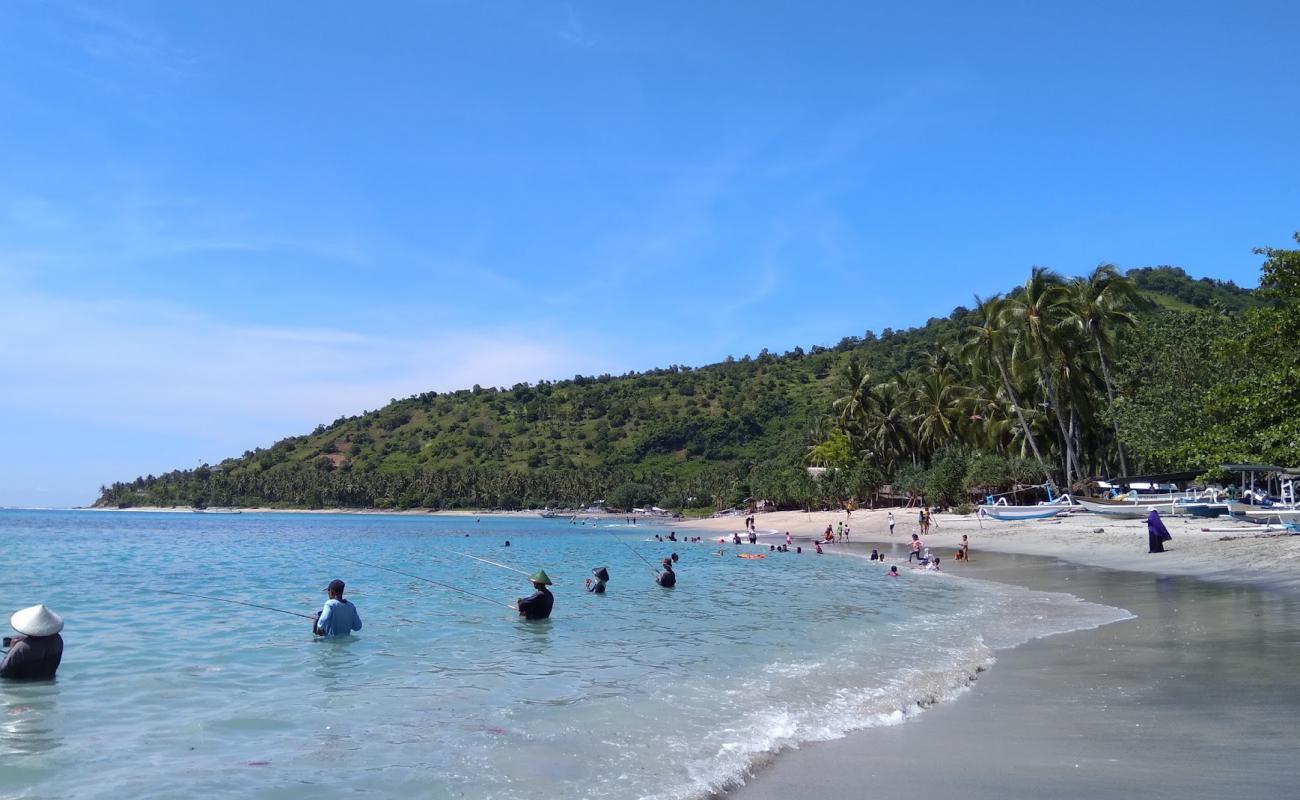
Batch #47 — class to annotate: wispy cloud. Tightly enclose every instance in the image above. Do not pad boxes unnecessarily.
[74,3,202,79]
[0,283,610,449]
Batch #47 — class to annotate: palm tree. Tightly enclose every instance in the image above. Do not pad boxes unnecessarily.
[1065,264,1141,478]
[1005,267,1083,487]
[963,294,1056,488]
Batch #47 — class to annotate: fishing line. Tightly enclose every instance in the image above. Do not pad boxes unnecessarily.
[336,556,517,610]
[607,532,660,575]
[449,550,532,577]
[156,589,315,620]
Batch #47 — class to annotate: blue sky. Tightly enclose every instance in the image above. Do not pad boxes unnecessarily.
[2,1,1297,506]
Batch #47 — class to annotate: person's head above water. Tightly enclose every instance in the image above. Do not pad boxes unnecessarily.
[504,541,511,547]
[324,579,345,600]
[671,553,679,562]
[889,566,899,575]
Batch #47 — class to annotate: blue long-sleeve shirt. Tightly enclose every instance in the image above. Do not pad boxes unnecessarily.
[316,599,362,637]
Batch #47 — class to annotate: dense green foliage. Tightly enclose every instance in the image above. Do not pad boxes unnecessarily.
[95,262,1279,511]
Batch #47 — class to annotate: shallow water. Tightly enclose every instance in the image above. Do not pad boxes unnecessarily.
[0,510,1129,799]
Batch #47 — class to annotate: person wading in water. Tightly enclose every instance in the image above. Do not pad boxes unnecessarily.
[314,579,362,638]
[517,571,555,619]
[1,605,64,681]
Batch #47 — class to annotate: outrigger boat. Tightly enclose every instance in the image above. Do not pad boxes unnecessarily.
[978,495,1074,521]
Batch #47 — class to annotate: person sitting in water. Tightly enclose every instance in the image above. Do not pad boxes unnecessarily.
[814,541,823,554]
[926,557,942,572]
[517,571,555,619]
[656,558,677,588]
[668,532,677,542]
[1,605,64,681]
[869,549,879,561]
[795,546,802,554]
[504,540,511,547]
[888,566,899,577]
[585,566,610,594]
[314,579,362,638]
[770,544,776,552]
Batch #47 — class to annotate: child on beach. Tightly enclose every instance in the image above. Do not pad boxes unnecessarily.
[888,511,895,536]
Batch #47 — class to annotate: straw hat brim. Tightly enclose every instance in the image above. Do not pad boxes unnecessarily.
[10,604,63,637]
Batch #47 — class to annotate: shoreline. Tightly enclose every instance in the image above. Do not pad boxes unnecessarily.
[720,543,1300,799]
[670,510,1300,798]
[676,507,1300,594]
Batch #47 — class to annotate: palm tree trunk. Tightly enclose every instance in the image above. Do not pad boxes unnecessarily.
[1092,328,1129,478]
[995,354,1056,490]
[1039,365,1079,489]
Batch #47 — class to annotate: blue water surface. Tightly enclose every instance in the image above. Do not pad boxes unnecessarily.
[0,510,1126,799]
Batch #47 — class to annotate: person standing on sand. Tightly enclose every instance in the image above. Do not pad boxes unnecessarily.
[314,580,362,638]
[888,511,895,536]
[1147,509,1172,554]
[1,605,64,681]
[959,534,971,563]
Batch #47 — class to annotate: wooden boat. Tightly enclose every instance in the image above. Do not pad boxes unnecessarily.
[978,504,1069,521]
[1074,497,1152,519]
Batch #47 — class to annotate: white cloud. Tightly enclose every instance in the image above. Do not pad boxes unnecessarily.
[0,284,607,449]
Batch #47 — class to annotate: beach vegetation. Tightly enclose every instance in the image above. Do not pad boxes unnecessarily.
[92,256,1277,511]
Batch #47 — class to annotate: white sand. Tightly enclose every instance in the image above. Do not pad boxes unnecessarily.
[678,507,1300,593]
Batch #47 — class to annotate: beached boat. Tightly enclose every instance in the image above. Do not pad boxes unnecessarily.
[979,504,1069,521]
[1074,497,1152,519]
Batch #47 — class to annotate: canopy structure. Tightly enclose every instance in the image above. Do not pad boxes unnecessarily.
[1219,464,1298,501]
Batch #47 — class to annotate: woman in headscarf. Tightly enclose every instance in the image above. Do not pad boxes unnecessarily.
[1147,509,1172,553]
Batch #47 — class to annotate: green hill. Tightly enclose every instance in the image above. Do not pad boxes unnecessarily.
[95,266,1260,512]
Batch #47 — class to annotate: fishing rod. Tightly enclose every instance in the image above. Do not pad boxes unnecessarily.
[336,556,517,610]
[157,589,315,620]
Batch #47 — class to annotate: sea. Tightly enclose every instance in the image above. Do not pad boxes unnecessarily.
[0,510,1131,799]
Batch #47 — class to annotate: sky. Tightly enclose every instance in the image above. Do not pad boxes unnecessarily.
[2,1,1298,506]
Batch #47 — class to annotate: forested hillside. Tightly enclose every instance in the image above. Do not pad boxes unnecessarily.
[96,262,1270,512]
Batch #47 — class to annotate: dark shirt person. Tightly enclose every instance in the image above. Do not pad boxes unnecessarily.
[585,566,610,594]
[656,558,676,588]
[1,605,64,681]
[518,571,555,620]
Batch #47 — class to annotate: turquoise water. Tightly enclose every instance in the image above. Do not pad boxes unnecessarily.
[0,510,1128,799]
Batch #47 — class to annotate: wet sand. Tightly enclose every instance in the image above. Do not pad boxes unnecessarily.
[725,542,1300,799]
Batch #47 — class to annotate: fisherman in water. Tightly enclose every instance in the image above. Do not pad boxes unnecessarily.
[517,571,554,619]
[585,566,609,594]
[1,604,64,681]
[656,557,676,588]
[314,579,362,638]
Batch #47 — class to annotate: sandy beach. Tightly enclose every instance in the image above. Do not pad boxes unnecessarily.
[680,507,1300,593]
[673,509,1300,799]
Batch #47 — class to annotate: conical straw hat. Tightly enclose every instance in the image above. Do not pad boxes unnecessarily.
[10,604,64,637]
